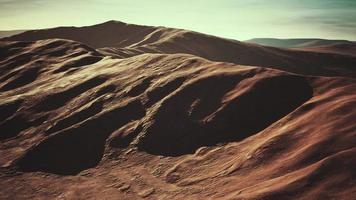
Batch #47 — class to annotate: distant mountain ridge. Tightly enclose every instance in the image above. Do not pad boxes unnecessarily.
[0,30,27,38]
[2,21,356,77]
[245,38,354,48]
[246,38,356,57]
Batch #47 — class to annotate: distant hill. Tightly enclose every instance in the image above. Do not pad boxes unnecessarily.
[0,30,26,38]
[246,38,356,57]
[245,38,353,48]
[294,43,356,57]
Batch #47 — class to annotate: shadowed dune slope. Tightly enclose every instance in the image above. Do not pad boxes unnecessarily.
[0,39,355,199]
[3,21,356,77]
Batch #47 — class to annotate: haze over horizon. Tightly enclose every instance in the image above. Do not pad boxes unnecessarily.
[0,0,355,41]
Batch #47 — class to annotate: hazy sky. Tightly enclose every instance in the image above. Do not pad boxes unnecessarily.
[0,0,355,40]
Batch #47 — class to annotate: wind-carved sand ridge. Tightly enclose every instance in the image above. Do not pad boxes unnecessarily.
[0,21,355,199]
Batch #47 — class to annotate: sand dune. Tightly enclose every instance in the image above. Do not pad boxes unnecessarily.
[0,22,356,199]
[4,21,356,77]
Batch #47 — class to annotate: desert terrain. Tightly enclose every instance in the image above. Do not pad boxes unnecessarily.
[0,21,355,199]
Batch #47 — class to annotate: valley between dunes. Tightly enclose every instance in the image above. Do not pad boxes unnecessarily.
[0,21,355,199]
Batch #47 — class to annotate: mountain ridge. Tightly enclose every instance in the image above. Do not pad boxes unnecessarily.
[246,38,354,48]
[3,20,356,77]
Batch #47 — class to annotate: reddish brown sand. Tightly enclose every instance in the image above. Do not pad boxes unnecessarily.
[0,22,355,199]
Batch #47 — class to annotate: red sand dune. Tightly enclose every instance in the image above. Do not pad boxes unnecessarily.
[0,22,355,199]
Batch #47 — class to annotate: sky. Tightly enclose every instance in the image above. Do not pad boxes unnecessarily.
[0,0,355,41]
